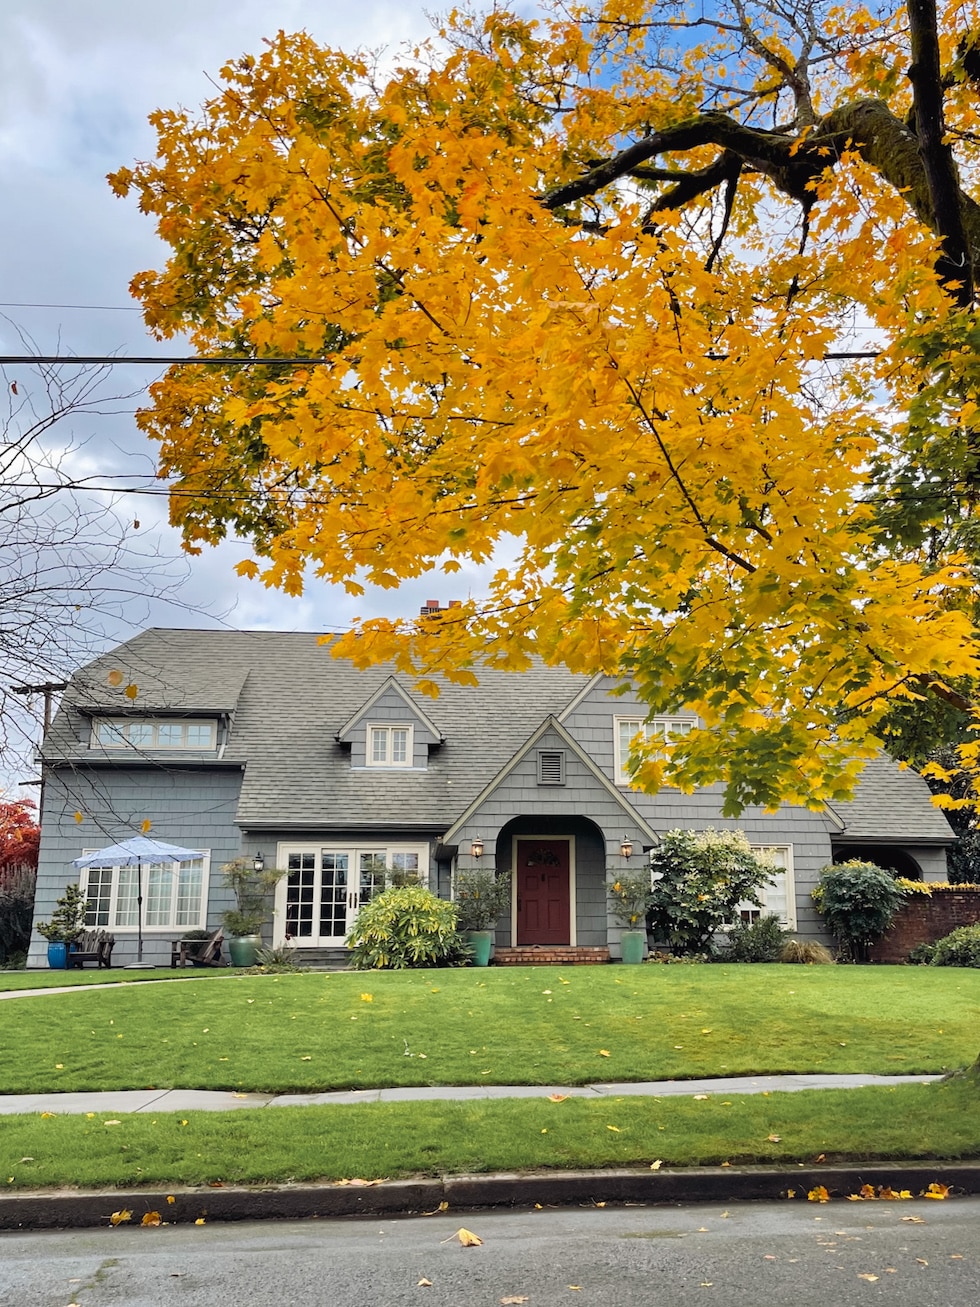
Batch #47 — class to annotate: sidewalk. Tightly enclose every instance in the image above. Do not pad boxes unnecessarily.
[0,1072,943,1116]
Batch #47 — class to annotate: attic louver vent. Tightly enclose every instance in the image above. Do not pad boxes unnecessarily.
[537,749,566,785]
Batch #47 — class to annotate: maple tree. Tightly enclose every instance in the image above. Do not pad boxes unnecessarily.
[112,0,980,814]
[0,798,39,874]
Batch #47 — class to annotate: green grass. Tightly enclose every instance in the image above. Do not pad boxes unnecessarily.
[0,969,235,990]
[2,1078,978,1191]
[1,964,978,1095]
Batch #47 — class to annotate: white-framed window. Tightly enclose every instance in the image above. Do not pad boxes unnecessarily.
[91,718,217,751]
[614,716,695,785]
[79,852,210,931]
[366,723,413,767]
[730,845,796,930]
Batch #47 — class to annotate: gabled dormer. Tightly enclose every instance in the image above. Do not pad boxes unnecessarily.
[336,676,444,770]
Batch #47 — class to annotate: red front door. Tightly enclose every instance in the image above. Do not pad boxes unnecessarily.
[516,839,570,945]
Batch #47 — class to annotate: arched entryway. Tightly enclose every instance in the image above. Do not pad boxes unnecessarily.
[495,815,608,947]
[832,844,923,880]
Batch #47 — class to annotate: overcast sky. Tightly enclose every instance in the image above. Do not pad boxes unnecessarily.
[0,0,507,788]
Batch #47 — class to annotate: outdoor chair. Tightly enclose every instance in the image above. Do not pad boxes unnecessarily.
[171,927,224,968]
[68,930,114,968]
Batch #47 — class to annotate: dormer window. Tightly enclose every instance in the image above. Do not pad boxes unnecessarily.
[367,724,413,767]
[92,718,217,751]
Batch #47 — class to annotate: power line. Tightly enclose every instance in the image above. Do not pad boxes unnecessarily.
[0,350,883,365]
[0,302,142,313]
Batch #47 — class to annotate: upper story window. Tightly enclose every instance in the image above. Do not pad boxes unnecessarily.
[615,716,694,785]
[367,723,413,767]
[91,718,217,751]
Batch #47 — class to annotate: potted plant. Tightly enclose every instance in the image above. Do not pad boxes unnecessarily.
[454,869,511,966]
[220,857,285,967]
[608,872,653,964]
[36,883,90,969]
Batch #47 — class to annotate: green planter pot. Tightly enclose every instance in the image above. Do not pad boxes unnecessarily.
[227,934,261,968]
[464,930,494,967]
[46,942,68,969]
[619,929,646,965]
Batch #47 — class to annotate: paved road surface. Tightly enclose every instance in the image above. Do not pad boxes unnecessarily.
[2,1199,978,1307]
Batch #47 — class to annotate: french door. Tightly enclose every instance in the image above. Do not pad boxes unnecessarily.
[277,845,426,946]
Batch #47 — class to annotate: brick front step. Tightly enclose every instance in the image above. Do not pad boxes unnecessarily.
[493,946,610,966]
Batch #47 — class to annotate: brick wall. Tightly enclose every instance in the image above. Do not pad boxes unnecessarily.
[870,889,980,963]
[493,946,610,966]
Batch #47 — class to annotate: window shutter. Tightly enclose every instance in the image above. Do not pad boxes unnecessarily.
[537,749,566,785]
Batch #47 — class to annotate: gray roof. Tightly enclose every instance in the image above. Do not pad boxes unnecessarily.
[45,628,592,829]
[827,754,954,844]
[44,628,953,842]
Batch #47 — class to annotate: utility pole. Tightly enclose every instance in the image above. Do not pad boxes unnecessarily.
[11,681,68,734]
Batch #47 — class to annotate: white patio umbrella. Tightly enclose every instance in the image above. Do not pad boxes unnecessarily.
[72,836,205,962]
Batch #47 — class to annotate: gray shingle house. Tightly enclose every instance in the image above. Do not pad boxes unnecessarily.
[28,628,955,967]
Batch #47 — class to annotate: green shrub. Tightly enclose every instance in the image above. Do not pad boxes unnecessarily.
[647,830,776,955]
[0,865,36,963]
[35,883,89,944]
[608,872,654,928]
[454,870,511,932]
[811,861,903,962]
[347,885,464,969]
[254,944,300,972]
[723,914,788,962]
[906,940,938,965]
[930,924,980,968]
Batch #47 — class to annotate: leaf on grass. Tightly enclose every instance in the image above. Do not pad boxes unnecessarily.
[141,1212,162,1226]
[767,1134,781,1143]
[103,1120,122,1127]
[109,1210,132,1225]
[548,1094,569,1103]
[650,1160,663,1171]
[807,1186,830,1203]
[598,1050,610,1057]
[923,1182,950,1199]
[300,1055,312,1061]
[360,993,374,1003]
[455,1228,483,1246]
[693,1094,709,1101]
[607,1125,621,1132]
[815,1154,826,1162]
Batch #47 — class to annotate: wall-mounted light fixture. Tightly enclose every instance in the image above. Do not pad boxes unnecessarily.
[620,835,633,860]
[470,836,484,859]
[253,851,266,873]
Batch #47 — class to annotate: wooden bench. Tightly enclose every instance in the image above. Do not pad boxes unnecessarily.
[171,928,224,968]
[68,930,115,968]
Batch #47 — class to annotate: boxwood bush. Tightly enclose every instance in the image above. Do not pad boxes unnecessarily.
[930,924,980,968]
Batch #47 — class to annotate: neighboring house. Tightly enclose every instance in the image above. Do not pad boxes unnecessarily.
[28,627,956,967]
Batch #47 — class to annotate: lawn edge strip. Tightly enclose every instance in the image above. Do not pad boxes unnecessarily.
[3,1162,980,1232]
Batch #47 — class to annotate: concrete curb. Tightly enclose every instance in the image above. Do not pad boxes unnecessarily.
[3,1163,979,1231]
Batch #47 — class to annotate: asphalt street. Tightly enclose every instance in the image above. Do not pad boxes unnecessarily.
[2,1199,978,1307]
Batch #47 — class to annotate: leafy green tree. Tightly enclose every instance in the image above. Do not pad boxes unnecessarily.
[811,860,904,961]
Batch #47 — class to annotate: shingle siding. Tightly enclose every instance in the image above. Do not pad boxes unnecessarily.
[32,629,954,963]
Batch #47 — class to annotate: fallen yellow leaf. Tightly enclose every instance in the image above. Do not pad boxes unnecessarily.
[693,1094,710,1101]
[607,1125,621,1132]
[418,1278,433,1286]
[360,993,374,1003]
[598,1050,610,1057]
[109,1210,132,1225]
[456,1228,483,1247]
[141,1212,162,1226]
[807,1186,830,1203]
[500,1298,528,1304]
[857,1273,879,1282]
[923,1182,950,1199]
[902,1215,926,1223]
[547,1094,569,1103]
[650,1160,663,1170]
[767,1134,781,1143]
[166,1195,175,1205]
[195,1217,206,1225]
[103,1120,121,1127]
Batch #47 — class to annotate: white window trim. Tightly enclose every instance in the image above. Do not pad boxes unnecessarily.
[726,844,796,930]
[78,850,211,933]
[91,717,217,751]
[365,722,414,768]
[273,842,430,946]
[614,715,695,785]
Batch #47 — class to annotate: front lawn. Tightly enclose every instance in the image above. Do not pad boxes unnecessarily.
[0,969,234,991]
[1,964,978,1095]
[2,1077,978,1191]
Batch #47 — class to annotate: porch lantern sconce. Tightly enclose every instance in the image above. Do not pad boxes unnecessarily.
[252,851,266,873]
[470,836,484,860]
[620,836,633,860]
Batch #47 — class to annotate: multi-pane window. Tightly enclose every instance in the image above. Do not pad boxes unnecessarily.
[280,844,429,944]
[80,854,209,930]
[615,717,695,784]
[367,724,412,766]
[92,718,217,750]
[729,846,796,929]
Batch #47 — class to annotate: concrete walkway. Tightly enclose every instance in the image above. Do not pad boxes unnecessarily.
[0,1072,942,1116]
